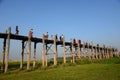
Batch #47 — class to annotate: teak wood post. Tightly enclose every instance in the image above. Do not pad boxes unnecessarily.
[88,43,91,59]
[77,40,81,59]
[83,42,86,58]
[33,42,37,68]
[95,46,98,59]
[63,36,66,64]
[42,34,45,67]
[91,42,94,59]
[1,38,6,72]
[20,41,25,69]
[54,35,57,65]
[27,30,32,70]
[45,43,48,67]
[5,27,11,73]
[72,42,75,63]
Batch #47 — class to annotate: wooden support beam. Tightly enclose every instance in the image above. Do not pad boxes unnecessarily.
[53,35,57,65]
[77,40,81,59]
[45,43,48,67]
[1,38,6,72]
[72,42,75,63]
[95,46,98,59]
[91,42,94,59]
[63,36,66,64]
[42,34,45,67]
[83,42,86,58]
[88,43,91,59]
[33,42,37,68]
[27,30,32,70]
[70,45,73,63]
[20,40,25,69]
[5,27,11,73]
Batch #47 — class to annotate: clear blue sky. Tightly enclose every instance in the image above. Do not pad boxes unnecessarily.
[0,0,120,60]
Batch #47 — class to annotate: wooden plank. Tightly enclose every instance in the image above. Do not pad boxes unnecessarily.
[42,34,45,67]
[54,35,57,65]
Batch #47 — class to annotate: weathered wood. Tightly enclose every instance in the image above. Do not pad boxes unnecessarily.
[63,36,66,64]
[83,42,86,58]
[20,41,25,69]
[33,42,37,68]
[88,43,91,59]
[42,34,45,67]
[27,30,32,70]
[45,44,48,67]
[91,42,94,59]
[1,38,6,71]
[54,35,57,65]
[95,46,98,59]
[77,41,81,59]
[71,42,75,63]
[5,27,11,73]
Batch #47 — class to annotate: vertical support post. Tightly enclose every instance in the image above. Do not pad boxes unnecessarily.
[33,42,37,68]
[72,42,75,63]
[45,43,48,67]
[54,35,57,65]
[83,42,86,58]
[5,27,11,73]
[91,42,94,59]
[1,38,6,72]
[77,40,81,59]
[27,30,32,70]
[88,43,91,59]
[20,40,25,69]
[42,34,45,67]
[99,47,102,59]
[70,45,72,63]
[95,46,98,59]
[63,36,66,64]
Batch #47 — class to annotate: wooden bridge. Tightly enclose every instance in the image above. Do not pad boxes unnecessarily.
[0,27,119,73]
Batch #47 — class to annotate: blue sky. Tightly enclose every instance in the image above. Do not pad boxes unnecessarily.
[0,0,120,60]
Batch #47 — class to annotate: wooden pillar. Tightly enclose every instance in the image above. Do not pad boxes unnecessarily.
[91,42,94,59]
[72,42,75,63]
[42,34,45,67]
[88,43,91,59]
[77,40,81,59]
[99,47,102,59]
[33,42,37,68]
[1,38,6,72]
[20,41,25,69]
[27,30,32,70]
[63,36,66,64]
[70,45,73,63]
[45,43,48,67]
[95,46,98,59]
[5,27,11,73]
[54,35,57,65]
[83,42,86,58]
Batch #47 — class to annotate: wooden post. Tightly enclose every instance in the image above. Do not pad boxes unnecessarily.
[88,43,91,59]
[63,36,66,64]
[33,42,37,68]
[91,42,94,59]
[42,34,45,67]
[1,38,6,71]
[95,46,98,59]
[70,45,73,63]
[72,42,75,63]
[27,30,32,70]
[45,43,48,67]
[20,41,25,69]
[77,40,81,59]
[54,35,57,65]
[5,27,11,73]
[83,42,86,58]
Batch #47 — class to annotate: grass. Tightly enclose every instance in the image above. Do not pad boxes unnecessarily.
[0,57,120,80]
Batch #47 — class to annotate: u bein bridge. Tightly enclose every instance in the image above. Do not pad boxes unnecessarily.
[0,27,120,73]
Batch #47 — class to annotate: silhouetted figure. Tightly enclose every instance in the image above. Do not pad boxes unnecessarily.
[29,29,33,38]
[73,38,76,44]
[15,26,19,35]
[45,32,48,40]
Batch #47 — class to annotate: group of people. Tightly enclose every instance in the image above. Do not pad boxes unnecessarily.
[44,32,64,41]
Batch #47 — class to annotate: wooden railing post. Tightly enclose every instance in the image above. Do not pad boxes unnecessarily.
[63,36,66,64]
[42,34,45,67]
